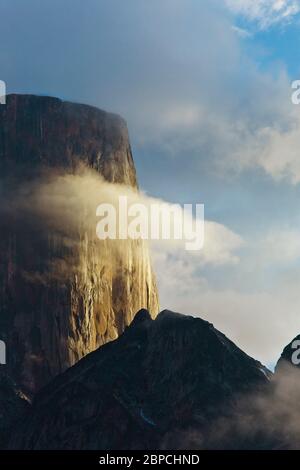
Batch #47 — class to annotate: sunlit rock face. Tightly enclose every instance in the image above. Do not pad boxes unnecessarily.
[0,94,159,395]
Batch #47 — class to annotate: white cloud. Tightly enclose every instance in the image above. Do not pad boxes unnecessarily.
[225,0,300,28]
[160,104,203,130]
[243,113,300,184]
[258,229,300,263]
[142,195,244,266]
[225,81,300,185]
[97,1,300,187]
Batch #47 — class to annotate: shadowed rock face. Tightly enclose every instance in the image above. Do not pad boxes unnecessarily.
[0,94,159,395]
[10,310,270,450]
[0,94,138,187]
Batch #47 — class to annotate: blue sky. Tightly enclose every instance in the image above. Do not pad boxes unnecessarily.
[2,0,300,365]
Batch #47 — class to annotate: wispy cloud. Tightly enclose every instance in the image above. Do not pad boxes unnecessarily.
[225,0,300,29]
[231,25,252,37]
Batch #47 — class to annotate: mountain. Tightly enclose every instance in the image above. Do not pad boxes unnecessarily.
[9,310,271,450]
[0,95,159,395]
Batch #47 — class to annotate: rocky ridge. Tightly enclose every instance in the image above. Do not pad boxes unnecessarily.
[9,310,271,450]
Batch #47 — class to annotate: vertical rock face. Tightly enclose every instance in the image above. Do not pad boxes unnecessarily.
[0,94,138,187]
[0,94,159,395]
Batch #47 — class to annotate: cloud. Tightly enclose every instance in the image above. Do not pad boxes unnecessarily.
[238,110,300,184]
[176,362,300,449]
[225,0,300,29]
[231,25,252,37]
[144,198,243,266]
[1,164,242,282]
[256,229,300,263]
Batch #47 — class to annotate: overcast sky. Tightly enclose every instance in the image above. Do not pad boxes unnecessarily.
[2,0,300,366]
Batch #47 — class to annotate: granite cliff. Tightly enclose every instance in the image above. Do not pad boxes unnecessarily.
[0,94,159,395]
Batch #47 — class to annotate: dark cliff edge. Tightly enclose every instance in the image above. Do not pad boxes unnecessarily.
[8,310,272,450]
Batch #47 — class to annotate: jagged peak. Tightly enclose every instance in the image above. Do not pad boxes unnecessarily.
[131,309,153,326]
